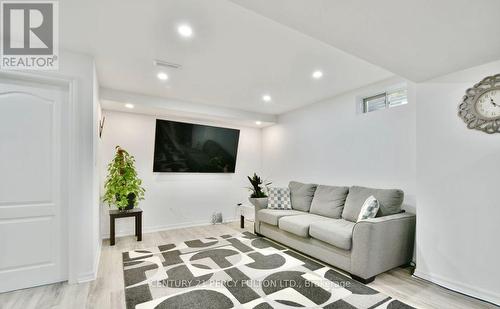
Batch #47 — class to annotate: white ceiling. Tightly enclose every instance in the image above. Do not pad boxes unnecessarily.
[229,0,500,82]
[60,0,392,115]
[61,0,500,116]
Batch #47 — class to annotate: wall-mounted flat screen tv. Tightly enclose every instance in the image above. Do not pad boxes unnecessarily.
[153,119,240,173]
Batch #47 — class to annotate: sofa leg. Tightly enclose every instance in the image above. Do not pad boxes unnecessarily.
[350,274,375,284]
[254,223,263,237]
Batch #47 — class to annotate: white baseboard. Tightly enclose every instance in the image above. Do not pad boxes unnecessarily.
[101,218,239,239]
[413,269,500,306]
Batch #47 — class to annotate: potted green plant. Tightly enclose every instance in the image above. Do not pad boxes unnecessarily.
[103,146,145,211]
[247,173,270,209]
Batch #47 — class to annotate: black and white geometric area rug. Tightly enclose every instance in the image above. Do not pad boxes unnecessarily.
[122,232,415,309]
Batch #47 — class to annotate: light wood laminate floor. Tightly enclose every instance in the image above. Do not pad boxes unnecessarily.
[0,221,495,309]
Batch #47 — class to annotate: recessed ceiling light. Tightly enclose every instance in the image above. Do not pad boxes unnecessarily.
[262,94,272,102]
[312,70,323,79]
[255,121,262,125]
[177,24,193,38]
[125,103,134,109]
[157,72,168,81]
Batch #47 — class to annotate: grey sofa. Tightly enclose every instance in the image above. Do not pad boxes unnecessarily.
[254,181,416,283]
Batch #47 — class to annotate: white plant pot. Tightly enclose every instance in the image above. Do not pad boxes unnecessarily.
[248,197,268,209]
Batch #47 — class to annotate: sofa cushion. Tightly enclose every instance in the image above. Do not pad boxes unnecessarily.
[309,185,349,218]
[257,209,305,226]
[289,181,317,212]
[278,214,330,237]
[342,186,404,222]
[309,219,355,250]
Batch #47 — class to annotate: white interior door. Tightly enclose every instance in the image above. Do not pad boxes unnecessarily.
[0,78,68,293]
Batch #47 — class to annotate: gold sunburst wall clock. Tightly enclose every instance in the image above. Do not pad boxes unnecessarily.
[458,74,500,134]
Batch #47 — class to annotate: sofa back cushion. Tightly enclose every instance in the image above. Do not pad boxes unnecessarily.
[288,181,317,212]
[309,185,349,218]
[342,186,404,222]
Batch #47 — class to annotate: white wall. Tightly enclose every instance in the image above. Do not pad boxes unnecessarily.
[91,64,101,279]
[261,64,500,304]
[99,111,262,237]
[262,77,417,212]
[61,51,100,283]
[31,50,100,283]
[414,60,500,305]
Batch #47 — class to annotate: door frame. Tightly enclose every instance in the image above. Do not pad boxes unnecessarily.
[0,70,80,284]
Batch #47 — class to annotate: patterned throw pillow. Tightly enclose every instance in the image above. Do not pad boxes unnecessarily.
[357,195,380,222]
[267,187,292,210]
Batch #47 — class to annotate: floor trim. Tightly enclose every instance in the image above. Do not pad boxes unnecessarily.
[413,270,500,306]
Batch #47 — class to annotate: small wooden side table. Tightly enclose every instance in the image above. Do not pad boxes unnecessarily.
[109,208,142,246]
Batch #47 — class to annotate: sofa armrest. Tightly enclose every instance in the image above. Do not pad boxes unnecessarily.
[350,212,416,279]
[252,198,268,234]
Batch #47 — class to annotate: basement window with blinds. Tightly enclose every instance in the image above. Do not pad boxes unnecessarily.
[362,89,408,113]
